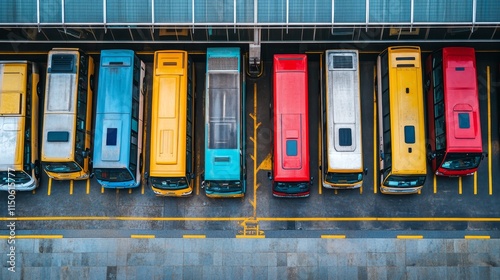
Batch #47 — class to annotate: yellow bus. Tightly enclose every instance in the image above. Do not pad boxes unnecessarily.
[0,61,41,191]
[41,48,94,180]
[376,46,427,194]
[149,50,195,196]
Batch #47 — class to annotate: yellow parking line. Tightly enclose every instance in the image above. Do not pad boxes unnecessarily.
[86,179,90,194]
[0,235,63,239]
[141,183,145,195]
[128,188,132,194]
[195,175,200,196]
[458,177,462,195]
[487,66,492,195]
[373,66,378,194]
[101,186,104,193]
[474,172,477,195]
[321,235,346,239]
[433,175,437,193]
[236,235,265,239]
[131,234,155,239]
[464,235,490,239]
[69,180,74,195]
[183,235,206,239]
[47,178,52,196]
[32,190,36,194]
[397,235,423,239]
[359,186,363,194]
[116,189,119,194]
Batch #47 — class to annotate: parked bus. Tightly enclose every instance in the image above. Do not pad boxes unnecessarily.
[0,61,41,191]
[376,46,427,194]
[93,50,145,189]
[269,54,311,197]
[41,48,94,180]
[321,50,365,189]
[425,47,483,176]
[149,50,195,196]
[202,47,246,197]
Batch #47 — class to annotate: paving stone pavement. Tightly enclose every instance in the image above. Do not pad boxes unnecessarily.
[1,238,499,279]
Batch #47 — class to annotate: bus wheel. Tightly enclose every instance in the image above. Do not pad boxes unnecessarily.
[36,82,42,98]
[90,74,95,91]
[89,159,94,178]
[139,154,143,171]
[34,160,41,179]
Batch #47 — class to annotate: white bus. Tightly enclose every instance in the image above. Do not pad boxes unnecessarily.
[321,50,365,189]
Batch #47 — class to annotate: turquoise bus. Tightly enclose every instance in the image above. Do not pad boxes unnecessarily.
[202,47,246,197]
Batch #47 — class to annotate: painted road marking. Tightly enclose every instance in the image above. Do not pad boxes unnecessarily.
[397,235,423,239]
[86,179,90,194]
[257,153,272,171]
[0,235,63,239]
[459,176,462,195]
[434,175,437,193]
[464,235,490,239]
[321,235,346,239]
[131,235,155,238]
[47,178,52,196]
[249,83,262,219]
[236,235,265,239]
[69,180,74,195]
[474,172,477,195]
[183,235,206,239]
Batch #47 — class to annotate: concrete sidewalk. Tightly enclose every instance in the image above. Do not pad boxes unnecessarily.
[2,238,499,279]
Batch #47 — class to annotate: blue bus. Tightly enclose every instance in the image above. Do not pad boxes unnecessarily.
[202,47,246,197]
[93,50,146,188]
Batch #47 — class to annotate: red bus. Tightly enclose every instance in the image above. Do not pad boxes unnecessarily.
[425,47,484,176]
[268,54,311,197]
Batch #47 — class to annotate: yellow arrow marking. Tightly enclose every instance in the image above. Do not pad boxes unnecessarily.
[257,153,272,171]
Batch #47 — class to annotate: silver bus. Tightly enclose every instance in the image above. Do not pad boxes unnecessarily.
[321,50,365,189]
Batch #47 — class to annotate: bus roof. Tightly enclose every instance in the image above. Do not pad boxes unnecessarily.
[273,54,310,182]
[149,50,188,177]
[42,51,79,161]
[442,47,482,153]
[204,48,241,181]
[387,47,426,175]
[93,50,136,169]
[325,50,363,172]
[0,62,28,169]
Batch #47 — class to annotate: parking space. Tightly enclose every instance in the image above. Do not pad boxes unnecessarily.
[0,47,499,237]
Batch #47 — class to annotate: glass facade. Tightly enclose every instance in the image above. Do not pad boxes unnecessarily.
[0,0,498,25]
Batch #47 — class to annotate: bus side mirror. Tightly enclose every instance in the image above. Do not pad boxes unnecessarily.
[82,149,90,158]
[319,166,322,171]
[190,173,195,179]
[310,177,314,184]
[364,168,368,175]
[482,153,488,160]
[267,172,272,180]
[379,150,384,160]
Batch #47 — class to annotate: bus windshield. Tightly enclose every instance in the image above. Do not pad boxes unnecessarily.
[150,177,188,190]
[94,168,133,182]
[383,175,425,187]
[44,162,82,173]
[441,153,481,171]
[0,171,31,185]
[325,172,363,184]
